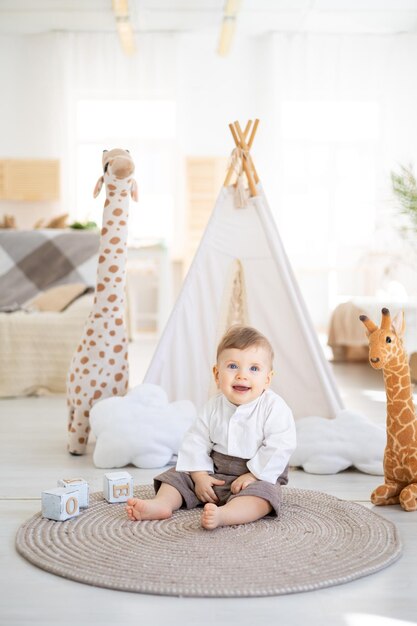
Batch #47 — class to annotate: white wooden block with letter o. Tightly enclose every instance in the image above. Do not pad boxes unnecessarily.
[41,487,80,521]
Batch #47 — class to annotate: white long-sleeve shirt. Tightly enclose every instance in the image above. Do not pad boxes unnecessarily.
[175,389,296,484]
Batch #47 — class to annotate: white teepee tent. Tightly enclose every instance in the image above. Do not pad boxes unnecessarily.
[144,120,343,419]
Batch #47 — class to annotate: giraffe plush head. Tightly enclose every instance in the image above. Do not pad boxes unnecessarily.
[94,148,138,201]
[359,308,405,370]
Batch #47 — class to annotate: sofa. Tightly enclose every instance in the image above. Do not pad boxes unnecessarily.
[0,229,99,396]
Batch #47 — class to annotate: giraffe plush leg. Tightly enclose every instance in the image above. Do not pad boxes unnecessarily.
[399,484,417,511]
[67,406,90,455]
[371,482,403,506]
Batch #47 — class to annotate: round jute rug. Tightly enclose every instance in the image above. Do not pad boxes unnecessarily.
[16,486,401,597]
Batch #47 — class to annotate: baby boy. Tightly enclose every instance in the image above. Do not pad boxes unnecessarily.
[126,325,296,529]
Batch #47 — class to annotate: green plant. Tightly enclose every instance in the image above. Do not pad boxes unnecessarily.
[391,164,417,234]
[69,220,98,230]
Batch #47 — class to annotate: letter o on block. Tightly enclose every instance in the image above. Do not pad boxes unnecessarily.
[57,478,89,508]
[66,497,78,515]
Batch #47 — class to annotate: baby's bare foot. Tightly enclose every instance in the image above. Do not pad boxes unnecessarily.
[126,498,172,521]
[201,503,222,529]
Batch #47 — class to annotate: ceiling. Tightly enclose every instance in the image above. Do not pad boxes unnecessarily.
[1,0,417,36]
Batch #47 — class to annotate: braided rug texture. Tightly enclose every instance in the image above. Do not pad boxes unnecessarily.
[16,486,401,597]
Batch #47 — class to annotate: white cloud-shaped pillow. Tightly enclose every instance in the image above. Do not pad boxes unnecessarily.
[290,410,385,475]
[90,383,196,469]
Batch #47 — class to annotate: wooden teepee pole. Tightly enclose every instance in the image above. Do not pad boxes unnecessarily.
[248,118,259,148]
[223,119,260,195]
[233,121,257,196]
[234,119,259,184]
[223,122,241,188]
[243,119,252,138]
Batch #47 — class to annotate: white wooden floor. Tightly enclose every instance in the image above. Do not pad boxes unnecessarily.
[1,347,417,626]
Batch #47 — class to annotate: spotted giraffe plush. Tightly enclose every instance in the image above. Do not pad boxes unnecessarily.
[66,148,138,455]
[360,308,417,511]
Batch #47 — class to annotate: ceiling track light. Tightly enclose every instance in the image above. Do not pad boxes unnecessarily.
[112,0,136,56]
[217,0,241,57]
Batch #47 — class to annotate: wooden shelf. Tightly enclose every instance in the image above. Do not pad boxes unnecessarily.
[185,156,227,271]
[0,159,60,201]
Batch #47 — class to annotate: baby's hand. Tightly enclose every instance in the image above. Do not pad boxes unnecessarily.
[191,471,225,504]
[231,472,258,494]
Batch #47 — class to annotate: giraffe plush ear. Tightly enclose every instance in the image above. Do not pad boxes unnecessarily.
[93,176,104,198]
[131,179,138,202]
[392,310,406,338]
[359,314,377,337]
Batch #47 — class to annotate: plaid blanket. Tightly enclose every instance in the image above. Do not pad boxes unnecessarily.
[0,230,100,310]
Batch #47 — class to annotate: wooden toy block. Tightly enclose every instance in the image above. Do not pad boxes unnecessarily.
[103,471,133,503]
[57,478,89,508]
[41,487,80,521]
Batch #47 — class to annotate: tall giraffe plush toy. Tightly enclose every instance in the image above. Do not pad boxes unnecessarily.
[360,308,417,511]
[66,148,138,455]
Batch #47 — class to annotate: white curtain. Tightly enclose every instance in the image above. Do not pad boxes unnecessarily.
[65,32,177,96]
[268,34,417,326]
[58,33,178,224]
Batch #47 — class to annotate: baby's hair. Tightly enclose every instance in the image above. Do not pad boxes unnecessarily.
[216,325,274,366]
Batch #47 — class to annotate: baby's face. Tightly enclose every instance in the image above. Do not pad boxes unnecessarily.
[213,345,273,406]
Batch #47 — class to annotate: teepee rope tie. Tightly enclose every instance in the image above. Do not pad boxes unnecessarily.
[228,147,250,208]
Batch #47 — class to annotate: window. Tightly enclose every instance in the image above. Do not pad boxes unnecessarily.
[74,99,176,245]
[279,100,380,325]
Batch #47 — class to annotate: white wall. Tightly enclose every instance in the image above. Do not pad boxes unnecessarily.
[2,30,417,328]
[0,34,66,226]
